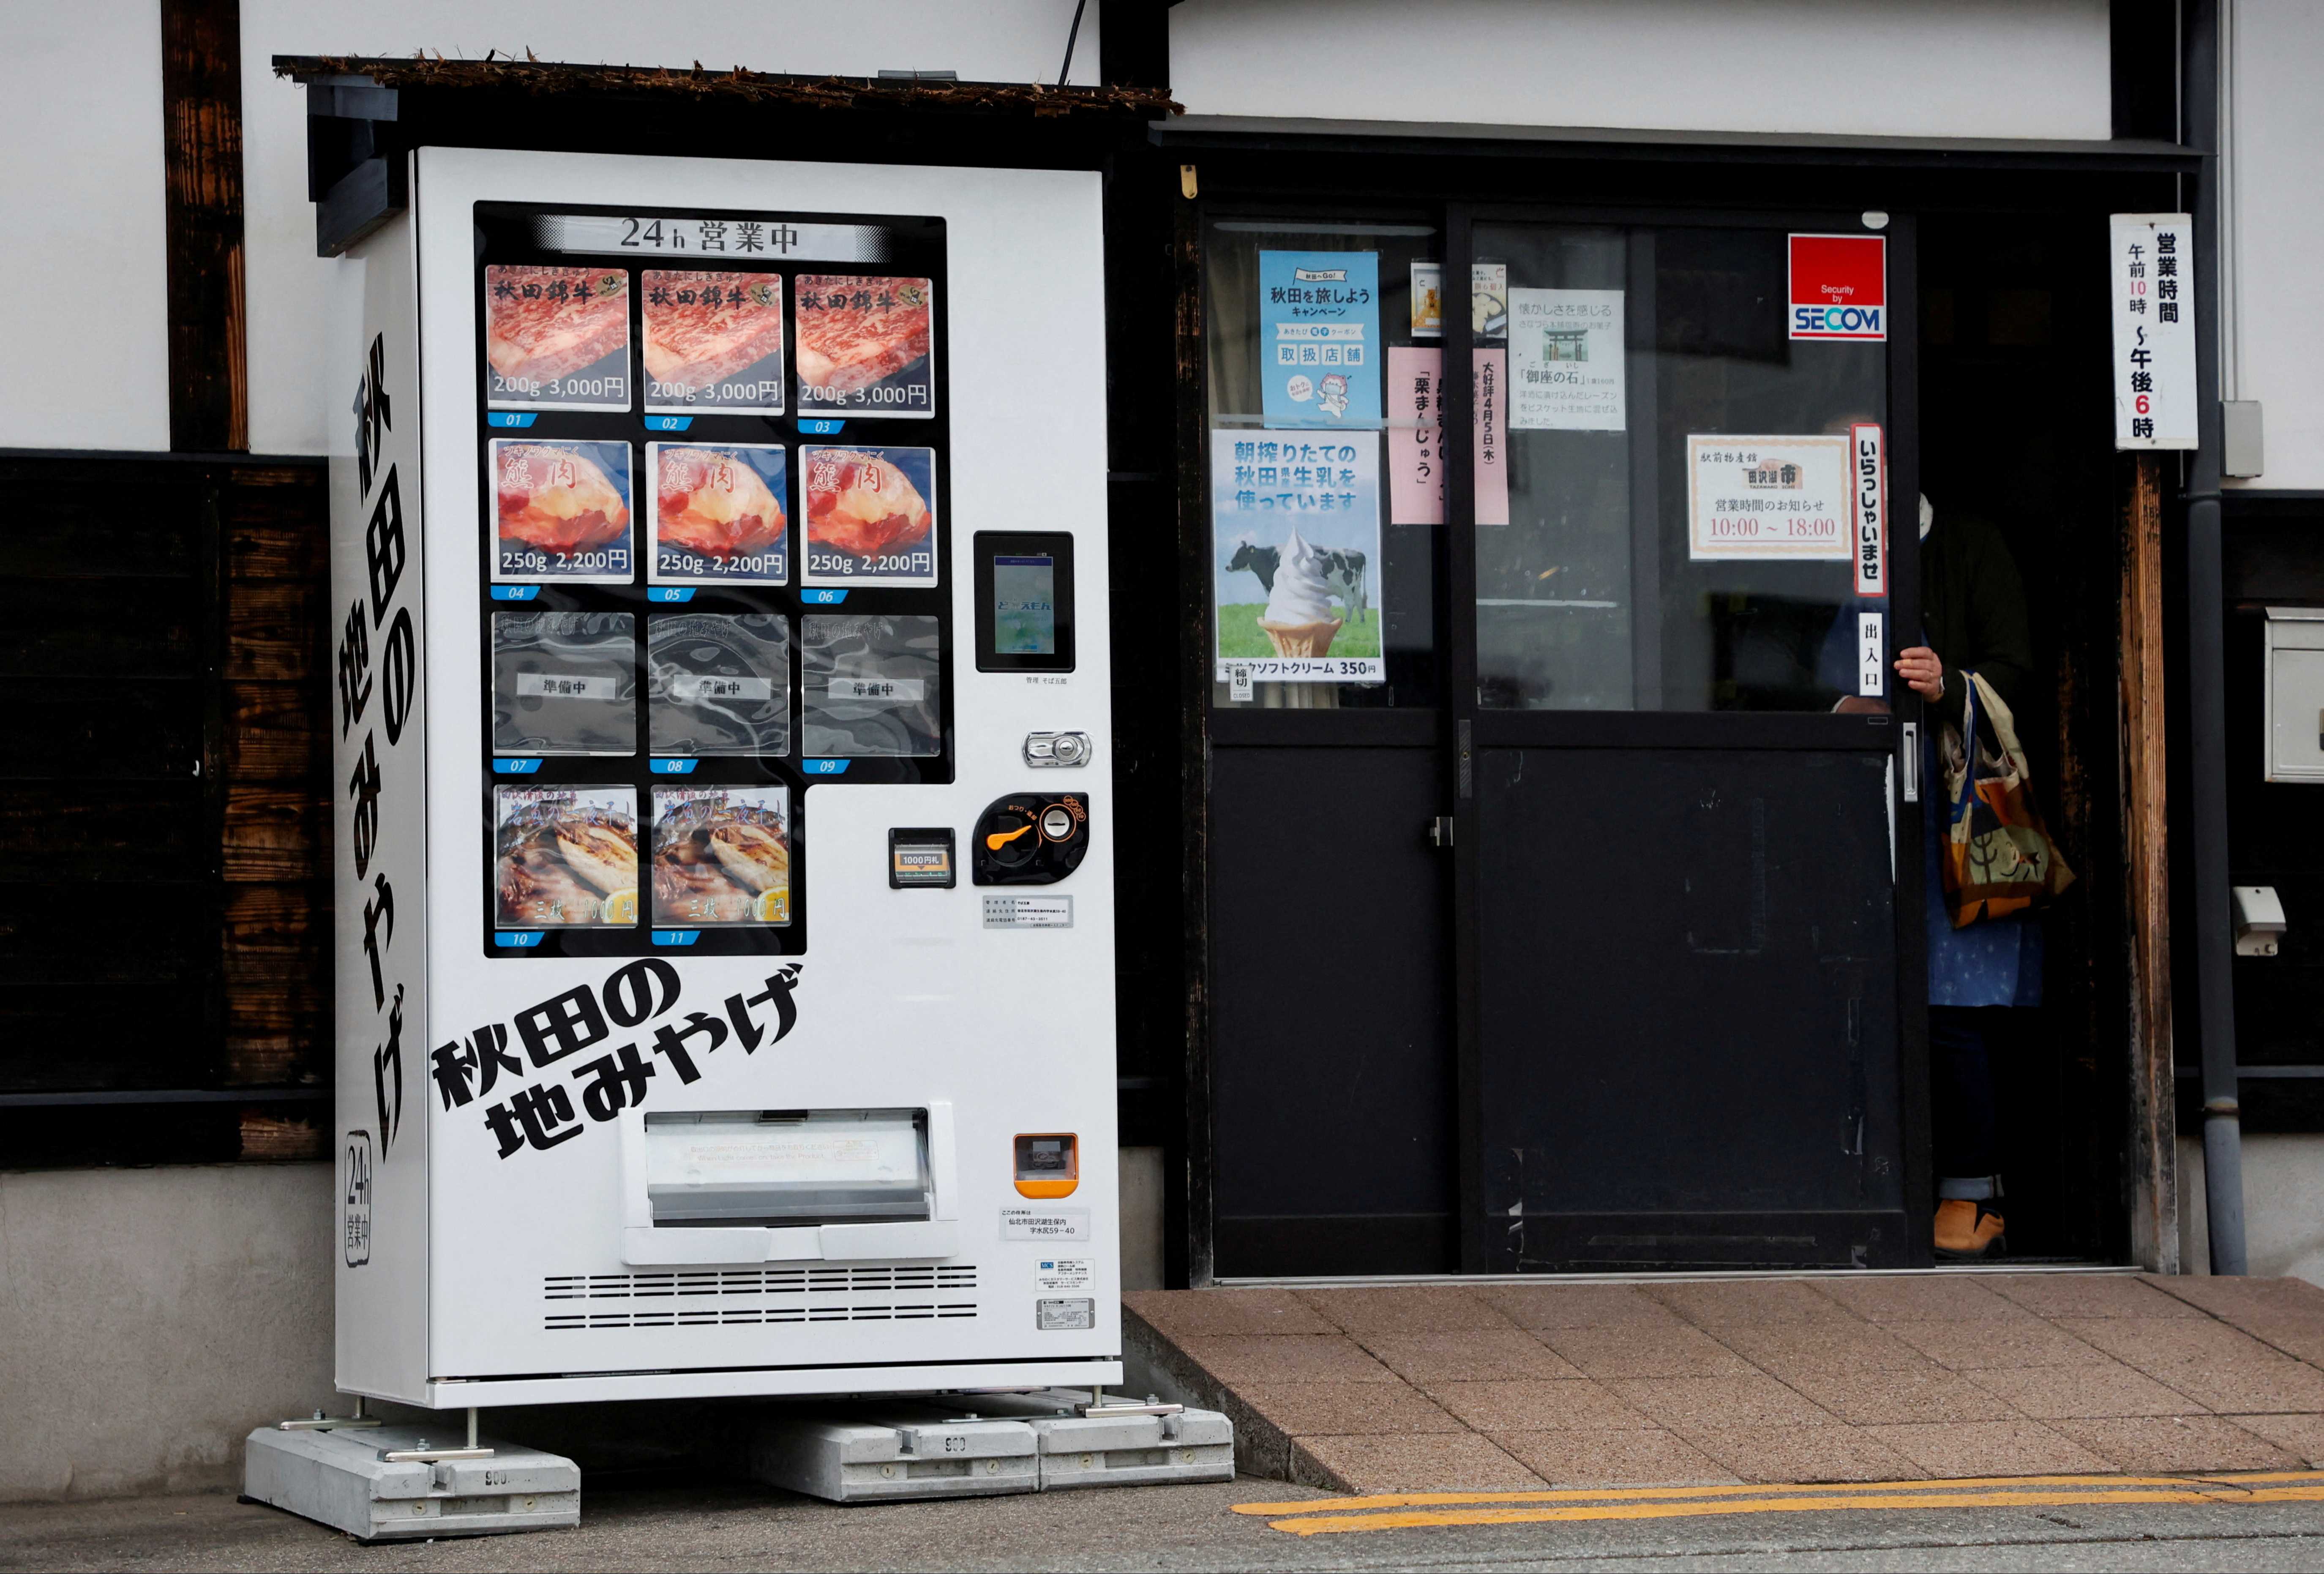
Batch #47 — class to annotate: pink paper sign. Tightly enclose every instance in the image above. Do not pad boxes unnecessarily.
[1388,346,1444,525]
[1474,349,1508,526]
[1387,346,1509,526]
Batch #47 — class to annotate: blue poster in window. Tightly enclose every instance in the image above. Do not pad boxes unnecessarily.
[1260,251,1382,427]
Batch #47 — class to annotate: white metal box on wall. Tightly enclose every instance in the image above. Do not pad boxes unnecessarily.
[2266,608,2324,784]
[329,147,1119,1409]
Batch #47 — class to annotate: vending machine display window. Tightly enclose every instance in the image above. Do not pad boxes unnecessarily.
[973,531,1076,673]
[800,614,944,757]
[492,611,638,755]
[469,202,957,960]
[647,613,791,757]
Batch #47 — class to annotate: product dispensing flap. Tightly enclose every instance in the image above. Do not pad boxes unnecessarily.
[642,1108,930,1226]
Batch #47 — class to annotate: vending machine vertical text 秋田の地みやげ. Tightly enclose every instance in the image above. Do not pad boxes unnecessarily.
[329,148,1117,1408]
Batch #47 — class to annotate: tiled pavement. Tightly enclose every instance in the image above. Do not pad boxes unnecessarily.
[1124,1273,2324,1493]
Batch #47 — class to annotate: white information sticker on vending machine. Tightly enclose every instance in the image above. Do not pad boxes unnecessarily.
[329,149,1117,1408]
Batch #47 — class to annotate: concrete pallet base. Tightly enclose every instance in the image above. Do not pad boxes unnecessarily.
[747,1392,1233,1503]
[242,1425,580,1542]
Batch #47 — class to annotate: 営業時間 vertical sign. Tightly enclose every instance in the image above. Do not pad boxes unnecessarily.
[2110,214,2196,450]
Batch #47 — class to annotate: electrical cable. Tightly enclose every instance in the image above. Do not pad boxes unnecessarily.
[1058,0,1089,86]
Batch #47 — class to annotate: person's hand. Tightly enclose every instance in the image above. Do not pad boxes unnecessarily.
[1834,695,1891,715]
[1894,645,1945,701]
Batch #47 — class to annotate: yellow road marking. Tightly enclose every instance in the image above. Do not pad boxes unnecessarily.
[1235,1472,2239,1516]
[1237,1472,2324,1538]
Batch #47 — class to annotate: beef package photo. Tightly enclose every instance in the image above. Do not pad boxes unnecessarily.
[648,443,789,585]
[643,270,786,414]
[794,274,935,417]
[800,446,938,585]
[483,264,631,410]
[494,786,641,930]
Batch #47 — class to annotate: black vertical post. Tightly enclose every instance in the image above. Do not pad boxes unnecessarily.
[2182,0,2248,1274]
[1443,206,1486,1273]
[1889,214,1935,1267]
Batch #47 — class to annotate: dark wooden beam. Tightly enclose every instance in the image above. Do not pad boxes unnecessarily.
[161,0,248,451]
[2119,452,2177,1269]
[1099,0,1172,90]
[2110,0,2181,142]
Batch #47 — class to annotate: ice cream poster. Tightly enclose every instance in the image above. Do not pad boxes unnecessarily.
[1212,429,1384,685]
[643,271,785,415]
[799,446,938,586]
[1509,288,1626,431]
[1259,251,1382,428]
[489,439,635,584]
[648,444,789,585]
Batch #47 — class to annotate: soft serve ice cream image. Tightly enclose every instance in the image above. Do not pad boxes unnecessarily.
[1255,528,1344,658]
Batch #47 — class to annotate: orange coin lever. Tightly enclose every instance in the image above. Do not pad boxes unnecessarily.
[985,822,1035,851]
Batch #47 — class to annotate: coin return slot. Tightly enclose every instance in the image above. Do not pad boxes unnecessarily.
[1013,1132,1079,1199]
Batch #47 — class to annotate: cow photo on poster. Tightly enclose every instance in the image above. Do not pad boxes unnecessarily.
[1211,429,1383,685]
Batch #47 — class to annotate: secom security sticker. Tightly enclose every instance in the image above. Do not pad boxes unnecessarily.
[1036,1258,1093,1292]
[1002,1207,1091,1242]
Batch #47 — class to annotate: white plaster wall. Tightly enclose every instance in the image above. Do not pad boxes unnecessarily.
[1120,1145,1165,1291]
[0,1,171,452]
[2222,0,2324,489]
[239,0,1101,454]
[2178,1134,2324,1286]
[0,1164,335,1501]
[1170,0,2111,142]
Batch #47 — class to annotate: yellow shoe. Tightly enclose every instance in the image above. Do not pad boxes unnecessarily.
[1934,1198,2007,1260]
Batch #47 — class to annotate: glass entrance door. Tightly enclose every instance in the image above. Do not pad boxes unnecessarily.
[1190,201,1926,1277]
[1450,210,1926,1270]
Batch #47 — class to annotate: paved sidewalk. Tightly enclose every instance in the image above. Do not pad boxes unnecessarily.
[1126,1273,2324,1492]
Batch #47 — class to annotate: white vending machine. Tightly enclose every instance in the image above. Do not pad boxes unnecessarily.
[327,147,1118,1410]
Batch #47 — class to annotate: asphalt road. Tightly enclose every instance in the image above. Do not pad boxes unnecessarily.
[8,1477,2324,1572]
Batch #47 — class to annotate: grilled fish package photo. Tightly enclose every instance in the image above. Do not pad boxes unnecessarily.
[643,269,786,414]
[794,273,934,417]
[483,264,631,410]
[493,786,641,930]
[650,785,792,928]
[648,443,789,585]
[491,439,636,583]
[800,446,937,586]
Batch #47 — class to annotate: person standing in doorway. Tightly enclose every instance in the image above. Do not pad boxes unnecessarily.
[1893,495,2039,1260]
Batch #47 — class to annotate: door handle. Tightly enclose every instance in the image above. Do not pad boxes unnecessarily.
[1901,723,1920,803]
[1429,815,1456,849]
